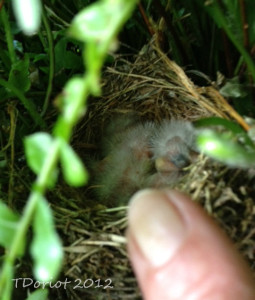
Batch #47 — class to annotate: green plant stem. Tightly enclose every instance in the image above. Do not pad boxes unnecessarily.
[219,16,255,81]
[0,79,46,129]
[38,30,48,51]
[206,2,255,81]
[1,262,13,300]
[0,77,90,297]
[35,139,61,190]
[0,1,139,299]
[44,5,70,27]
[41,8,55,117]
[0,139,62,298]
[0,6,16,64]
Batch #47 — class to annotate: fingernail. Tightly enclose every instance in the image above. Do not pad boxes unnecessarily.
[128,189,187,267]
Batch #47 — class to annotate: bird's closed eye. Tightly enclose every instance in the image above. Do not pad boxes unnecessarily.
[170,153,191,168]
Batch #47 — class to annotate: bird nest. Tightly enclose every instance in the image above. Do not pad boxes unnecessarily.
[49,41,255,300]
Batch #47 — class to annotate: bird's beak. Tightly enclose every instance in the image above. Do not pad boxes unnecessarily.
[155,157,179,172]
[155,154,191,172]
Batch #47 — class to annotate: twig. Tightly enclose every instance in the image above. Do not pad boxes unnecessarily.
[239,0,249,50]
[138,3,154,36]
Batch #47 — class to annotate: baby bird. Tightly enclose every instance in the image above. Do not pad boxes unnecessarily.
[151,120,197,173]
[91,118,197,206]
[147,119,197,188]
[93,121,156,205]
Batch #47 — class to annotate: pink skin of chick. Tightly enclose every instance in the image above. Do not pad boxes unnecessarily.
[94,119,197,205]
[151,119,197,170]
[94,122,156,205]
[146,119,197,187]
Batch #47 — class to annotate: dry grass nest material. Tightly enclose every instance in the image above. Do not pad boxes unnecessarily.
[50,41,255,299]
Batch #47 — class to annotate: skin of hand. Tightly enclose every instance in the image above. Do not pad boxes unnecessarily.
[127,189,255,300]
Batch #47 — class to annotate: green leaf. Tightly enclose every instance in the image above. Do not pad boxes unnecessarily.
[0,151,7,168]
[69,1,118,43]
[24,133,52,175]
[85,41,103,96]
[62,77,87,125]
[13,40,24,53]
[8,54,31,92]
[60,141,88,186]
[194,117,244,133]
[200,0,255,81]
[69,0,138,95]
[194,117,255,147]
[54,37,83,72]
[247,0,255,44]
[12,0,42,35]
[24,133,58,187]
[204,0,242,42]
[197,129,255,167]
[31,196,63,281]
[69,0,138,47]
[0,201,25,255]
[219,77,247,98]
[0,78,46,128]
[2,262,14,300]
[25,289,48,300]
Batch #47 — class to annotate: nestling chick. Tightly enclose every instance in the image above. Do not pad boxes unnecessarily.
[91,118,197,206]
[93,122,156,205]
[151,120,197,173]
